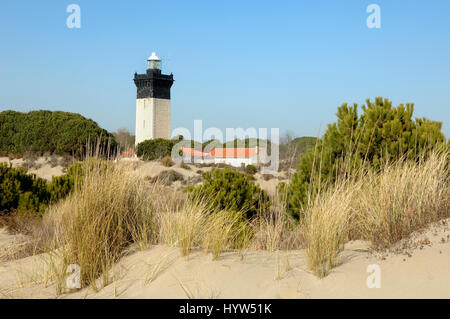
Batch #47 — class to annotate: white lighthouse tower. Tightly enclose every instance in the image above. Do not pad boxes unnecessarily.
[134,52,174,145]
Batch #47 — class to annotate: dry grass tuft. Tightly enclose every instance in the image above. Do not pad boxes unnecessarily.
[179,161,191,170]
[152,170,184,186]
[160,156,175,167]
[201,209,253,259]
[45,159,155,292]
[158,200,206,256]
[22,159,256,292]
[251,191,305,252]
[303,182,356,277]
[0,213,53,262]
[353,152,449,248]
[158,198,253,258]
[303,150,449,277]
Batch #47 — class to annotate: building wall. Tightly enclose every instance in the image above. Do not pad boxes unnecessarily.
[181,154,261,167]
[214,156,258,167]
[135,97,171,145]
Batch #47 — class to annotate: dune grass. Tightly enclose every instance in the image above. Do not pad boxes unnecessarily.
[303,150,449,277]
[30,159,253,291]
[201,209,253,259]
[303,181,356,277]
[44,160,154,291]
[250,193,305,252]
[354,152,449,248]
[158,197,253,259]
[2,149,448,293]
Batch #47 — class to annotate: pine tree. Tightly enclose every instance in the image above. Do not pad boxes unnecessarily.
[286,97,447,220]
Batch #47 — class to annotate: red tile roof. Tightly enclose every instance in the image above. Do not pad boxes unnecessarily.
[180,148,209,157]
[181,147,262,159]
[121,150,135,157]
[210,148,260,158]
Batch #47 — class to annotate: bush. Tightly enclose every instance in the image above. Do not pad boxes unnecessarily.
[48,162,83,202]
[0,110,116,157]
[0,163,50,214]
[286,97,447,220]
[245,164,258,175]
[179,161,191,170]
[153,170,184,185]
[185,174,203,185]
[48,174,74,203]
[188,168,270,219]
[246,174,256,181]
[0,162,83,215]
[160,156,174,167]
[136,139,176,161]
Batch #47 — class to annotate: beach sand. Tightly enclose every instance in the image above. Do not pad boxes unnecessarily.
[1,218,449,299]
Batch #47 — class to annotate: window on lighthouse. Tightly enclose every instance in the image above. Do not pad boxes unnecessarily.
[148,60,161,70]
[147,52,161,70]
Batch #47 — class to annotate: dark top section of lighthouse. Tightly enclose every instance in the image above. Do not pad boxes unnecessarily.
[134,53,174,99]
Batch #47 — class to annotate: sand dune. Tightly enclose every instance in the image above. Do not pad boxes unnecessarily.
[1,218,449,299]
[1,156,447,299]
[0,156,285,194]
[0,157,65,182]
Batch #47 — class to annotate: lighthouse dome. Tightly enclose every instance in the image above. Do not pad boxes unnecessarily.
[147,52,161,70]
[148,52,161,61]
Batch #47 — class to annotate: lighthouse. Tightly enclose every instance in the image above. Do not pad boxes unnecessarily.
[134,52,174,145]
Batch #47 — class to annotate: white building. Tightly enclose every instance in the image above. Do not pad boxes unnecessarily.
[181,147,265,167]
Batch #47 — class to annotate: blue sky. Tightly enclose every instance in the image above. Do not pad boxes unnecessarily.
[1,0,449,138]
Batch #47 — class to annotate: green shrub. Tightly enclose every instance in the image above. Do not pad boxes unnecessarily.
[136,139,177,161]
[48,175,73,203]
[286,97,447,220]
[0,163,50,214]
[0,110,116,157]
[188,168,270,219]
[245,164,258,175]
[48,162,83,202]
[0,162,83,215]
